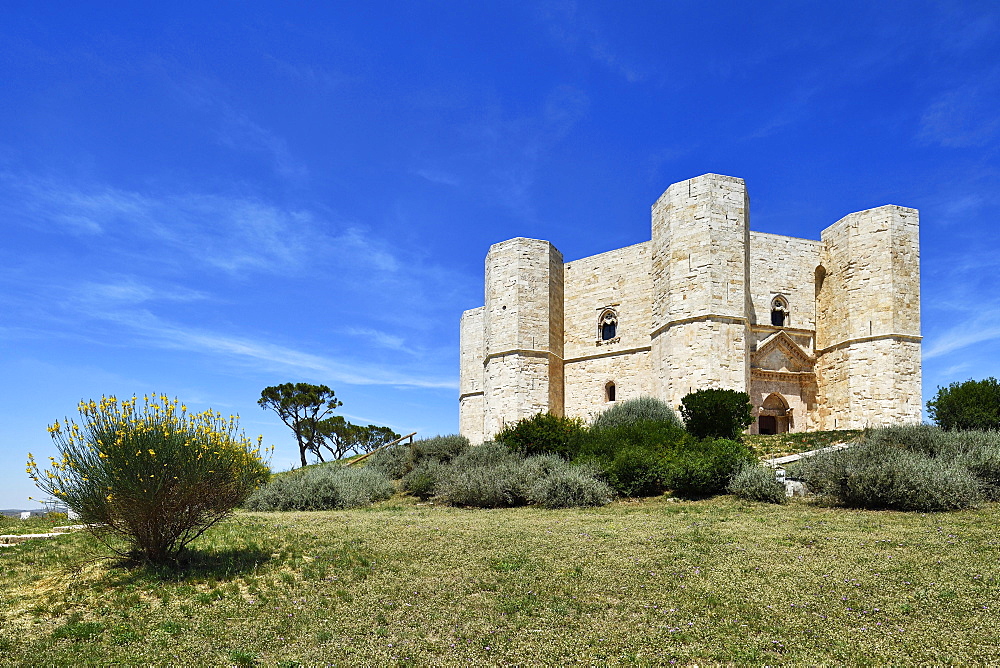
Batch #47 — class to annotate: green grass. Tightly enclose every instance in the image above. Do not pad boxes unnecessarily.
[2,495,999,664]
[747,429,863,459]
[0,513,74,537]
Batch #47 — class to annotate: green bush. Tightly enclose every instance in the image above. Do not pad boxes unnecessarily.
[527,463,614,508]
[494,413,587,459]
[679,389,754,440]
[927,377,1000,431]
[575,421,685,496]
[662,438,756,498]
[244,465,393,511]
[574,421,754,498]
[591,396,682,431]
[410,435,470,465]
[29,395,271,564]
[365,444,411,479]
[796,441,983,511]
[436,459,533,508]
[427,443,613,509]
[400,460,446,500]
[728,462,787,504]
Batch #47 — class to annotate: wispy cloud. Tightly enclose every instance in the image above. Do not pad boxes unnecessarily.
[114,311,456,389]
[923,313,1000,359]
[161,67,309,183]
[535,1,647,83]
[919,80,1000,148]
[343,327,414,354]
[2,174,313,276]
[214,112,308,181]
[413,169,460,187]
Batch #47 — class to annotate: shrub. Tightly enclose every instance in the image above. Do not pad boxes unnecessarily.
[574,421,689,497]
[401,460,446,500]
[365,444,411,479]
[494,413,587,459]
[591,396,682,431]
[410,435,469,465]
[796,442,983,511]
[662,438,757,498]
[679,389,754,440]
[528,462,614,508]
[927,377,1000,431]
[429,444,612,509]
[436,459,533,508]
[29,395,271,564]
[728,462,787,504]
[244,465,393,511]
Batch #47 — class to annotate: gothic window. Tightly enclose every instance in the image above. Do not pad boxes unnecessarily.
[771,296,788,327]
[605,381,616,402]
[598,308,618,342]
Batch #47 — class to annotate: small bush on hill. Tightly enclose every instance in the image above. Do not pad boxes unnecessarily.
[244,466,393,511]
[796,440,983,511]
[410,435,470,465]
[29,394,270,564]
[575,421,687,496]
[728,462,787,504]
[679,389,754,440]
[494,413,587,459]
[420,442,613,509]
[662,438,756,498]
[528,463,614,508]
[400,460,446,500]
[366,444,411,479]
[436,458,533,508]
[927,377,1000,431]
[591,396,682,431]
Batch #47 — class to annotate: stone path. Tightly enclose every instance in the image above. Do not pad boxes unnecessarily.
[0,525,86,546]
[763,442,851,467]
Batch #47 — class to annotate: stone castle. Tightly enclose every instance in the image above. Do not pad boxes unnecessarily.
[459,173,922,443]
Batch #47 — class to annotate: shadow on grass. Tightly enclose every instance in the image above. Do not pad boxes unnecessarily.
[109,547,272,583]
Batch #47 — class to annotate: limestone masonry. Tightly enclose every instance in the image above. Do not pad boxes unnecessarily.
[459,173,922,443]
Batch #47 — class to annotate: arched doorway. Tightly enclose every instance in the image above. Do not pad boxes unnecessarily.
[758,393,790,435]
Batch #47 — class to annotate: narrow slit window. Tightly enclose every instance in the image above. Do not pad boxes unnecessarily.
[605,381,616,402]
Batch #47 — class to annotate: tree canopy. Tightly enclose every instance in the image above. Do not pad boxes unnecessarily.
[258,383,400,466]
[927,377,1000,431]
[258,383,342,467]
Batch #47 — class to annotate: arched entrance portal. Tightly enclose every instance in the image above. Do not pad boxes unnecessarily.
[758,393,790,435]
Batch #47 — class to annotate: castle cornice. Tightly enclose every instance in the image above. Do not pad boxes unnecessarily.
[563,345,652,364]
[483,348,561,363]
[650,314,749,339]
[816,333,923,356]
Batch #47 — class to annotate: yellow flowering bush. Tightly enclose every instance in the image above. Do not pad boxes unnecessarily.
[28,394,271,564]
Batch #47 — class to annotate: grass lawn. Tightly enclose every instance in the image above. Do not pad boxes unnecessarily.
[2,495,998,665]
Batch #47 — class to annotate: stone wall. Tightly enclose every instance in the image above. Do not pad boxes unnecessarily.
[481,238,565,440]
[815,206,922,429]
[748,231,823,332]
[458,306,485,444]
[651,174,751,407]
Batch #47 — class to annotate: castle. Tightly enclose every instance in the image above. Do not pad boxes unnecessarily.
[459,173,922,443]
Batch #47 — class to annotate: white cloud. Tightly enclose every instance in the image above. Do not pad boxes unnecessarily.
[140,318,456,390]
[2,175,315,276]
[923,315,1000,360]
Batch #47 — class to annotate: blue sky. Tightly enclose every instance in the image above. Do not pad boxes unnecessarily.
[2,2,999,508]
